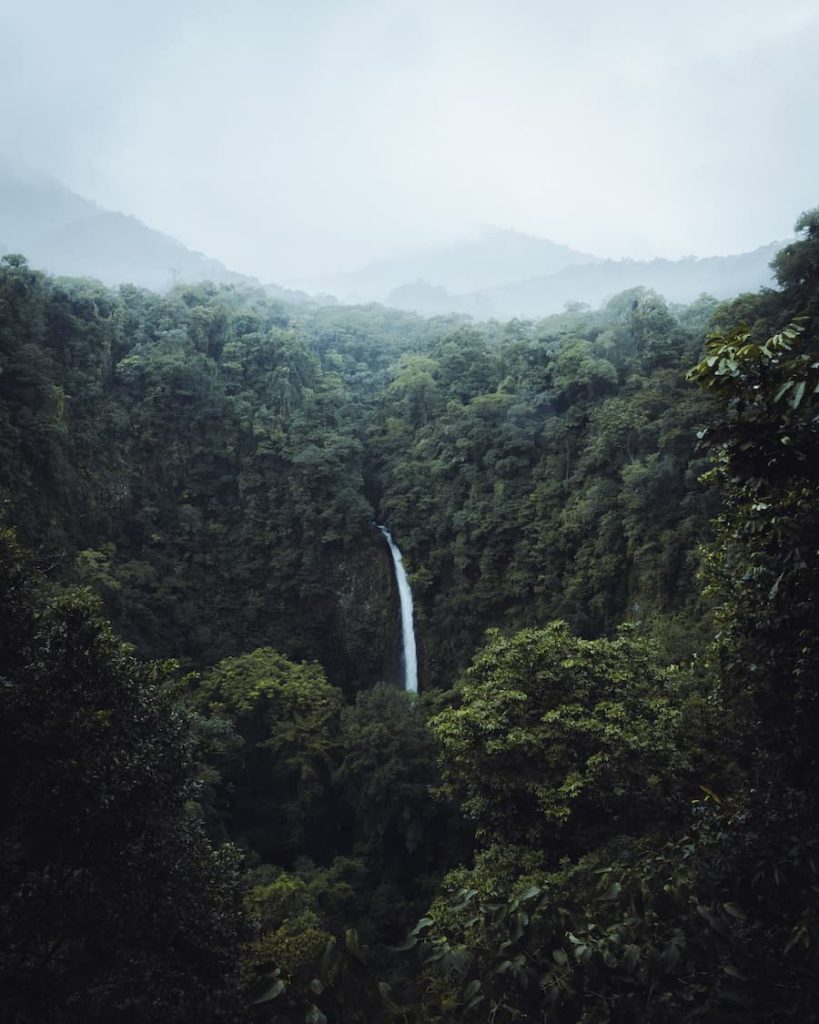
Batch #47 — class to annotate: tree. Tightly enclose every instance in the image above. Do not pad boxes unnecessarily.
[0,530,247,1023]
[335,685,440,863]
[387,353,441,427]
[771,207,819,320]
[688,314,819,774]
[192,647,345,863]
[432,622,696,857]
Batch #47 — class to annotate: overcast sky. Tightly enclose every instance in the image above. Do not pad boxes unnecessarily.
[2,0,818,281]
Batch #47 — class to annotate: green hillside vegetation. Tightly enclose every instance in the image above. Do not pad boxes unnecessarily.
[1,209,818,1021]
[0,255,718,683]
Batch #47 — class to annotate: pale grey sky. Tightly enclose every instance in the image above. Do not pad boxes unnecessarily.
[2,0,818,280]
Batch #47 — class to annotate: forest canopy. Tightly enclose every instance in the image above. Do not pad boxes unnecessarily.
[1,208,819,1022]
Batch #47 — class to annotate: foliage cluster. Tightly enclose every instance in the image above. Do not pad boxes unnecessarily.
[0,529,247,1023]
[2,209,819,1021]
[0,254,717,689]
[398,209,819,1022]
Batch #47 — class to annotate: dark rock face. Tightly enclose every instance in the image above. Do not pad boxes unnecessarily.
[321,526,400,692]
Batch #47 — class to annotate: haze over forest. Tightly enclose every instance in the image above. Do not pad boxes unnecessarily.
[2,0,818,282]
[0,161,784,316]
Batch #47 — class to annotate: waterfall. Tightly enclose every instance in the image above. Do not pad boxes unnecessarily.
[377,525,418,694]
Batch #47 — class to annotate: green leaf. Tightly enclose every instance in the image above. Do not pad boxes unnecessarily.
[510,912,528,942]
[422,945,448,965]
[252,978,285,1005]
[409,915,435,936]
[789,380,806,409]
[518,884,542,901]
[624,944,641,972]
[344,928,364,962]
[463,979,481,1002]
[379,982,400,1011]
[318,938,336,980]
[451,888,479,911]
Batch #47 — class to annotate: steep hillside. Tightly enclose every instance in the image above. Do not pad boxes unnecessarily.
[0,165,252,291]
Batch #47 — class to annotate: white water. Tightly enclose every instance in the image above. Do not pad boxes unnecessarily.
[377,525,418,694]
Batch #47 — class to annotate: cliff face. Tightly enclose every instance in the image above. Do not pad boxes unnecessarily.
[325,526,401,692]
[71,530,401,693]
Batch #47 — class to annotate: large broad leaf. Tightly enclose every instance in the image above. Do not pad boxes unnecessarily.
[518,884,542,901]
[344,928,364,962]
[252,978,285,1005]
[789,380,807,409]
[409,915,435,937]
[463,979,481,1002]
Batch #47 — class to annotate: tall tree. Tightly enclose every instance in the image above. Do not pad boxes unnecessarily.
[0,530,247,1024]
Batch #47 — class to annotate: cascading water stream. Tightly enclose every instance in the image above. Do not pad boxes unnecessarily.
[377,525,418,694]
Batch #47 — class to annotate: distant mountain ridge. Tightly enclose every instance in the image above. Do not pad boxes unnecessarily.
[384,243,782,319]
[296,226,782,319]
[493,246,781,314]
[0,165,261,293]
[0,165,783,315]
[294,227,599,301]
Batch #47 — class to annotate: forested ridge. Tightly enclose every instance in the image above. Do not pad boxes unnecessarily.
[1,209,818,1022]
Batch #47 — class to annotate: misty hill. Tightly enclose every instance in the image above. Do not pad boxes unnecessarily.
[382,243,782,319]
[0,164,782,315]
[295,227,599,301]
[0,165,257,293]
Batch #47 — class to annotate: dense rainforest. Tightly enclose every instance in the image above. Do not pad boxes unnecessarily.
[1,209,818,1022]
